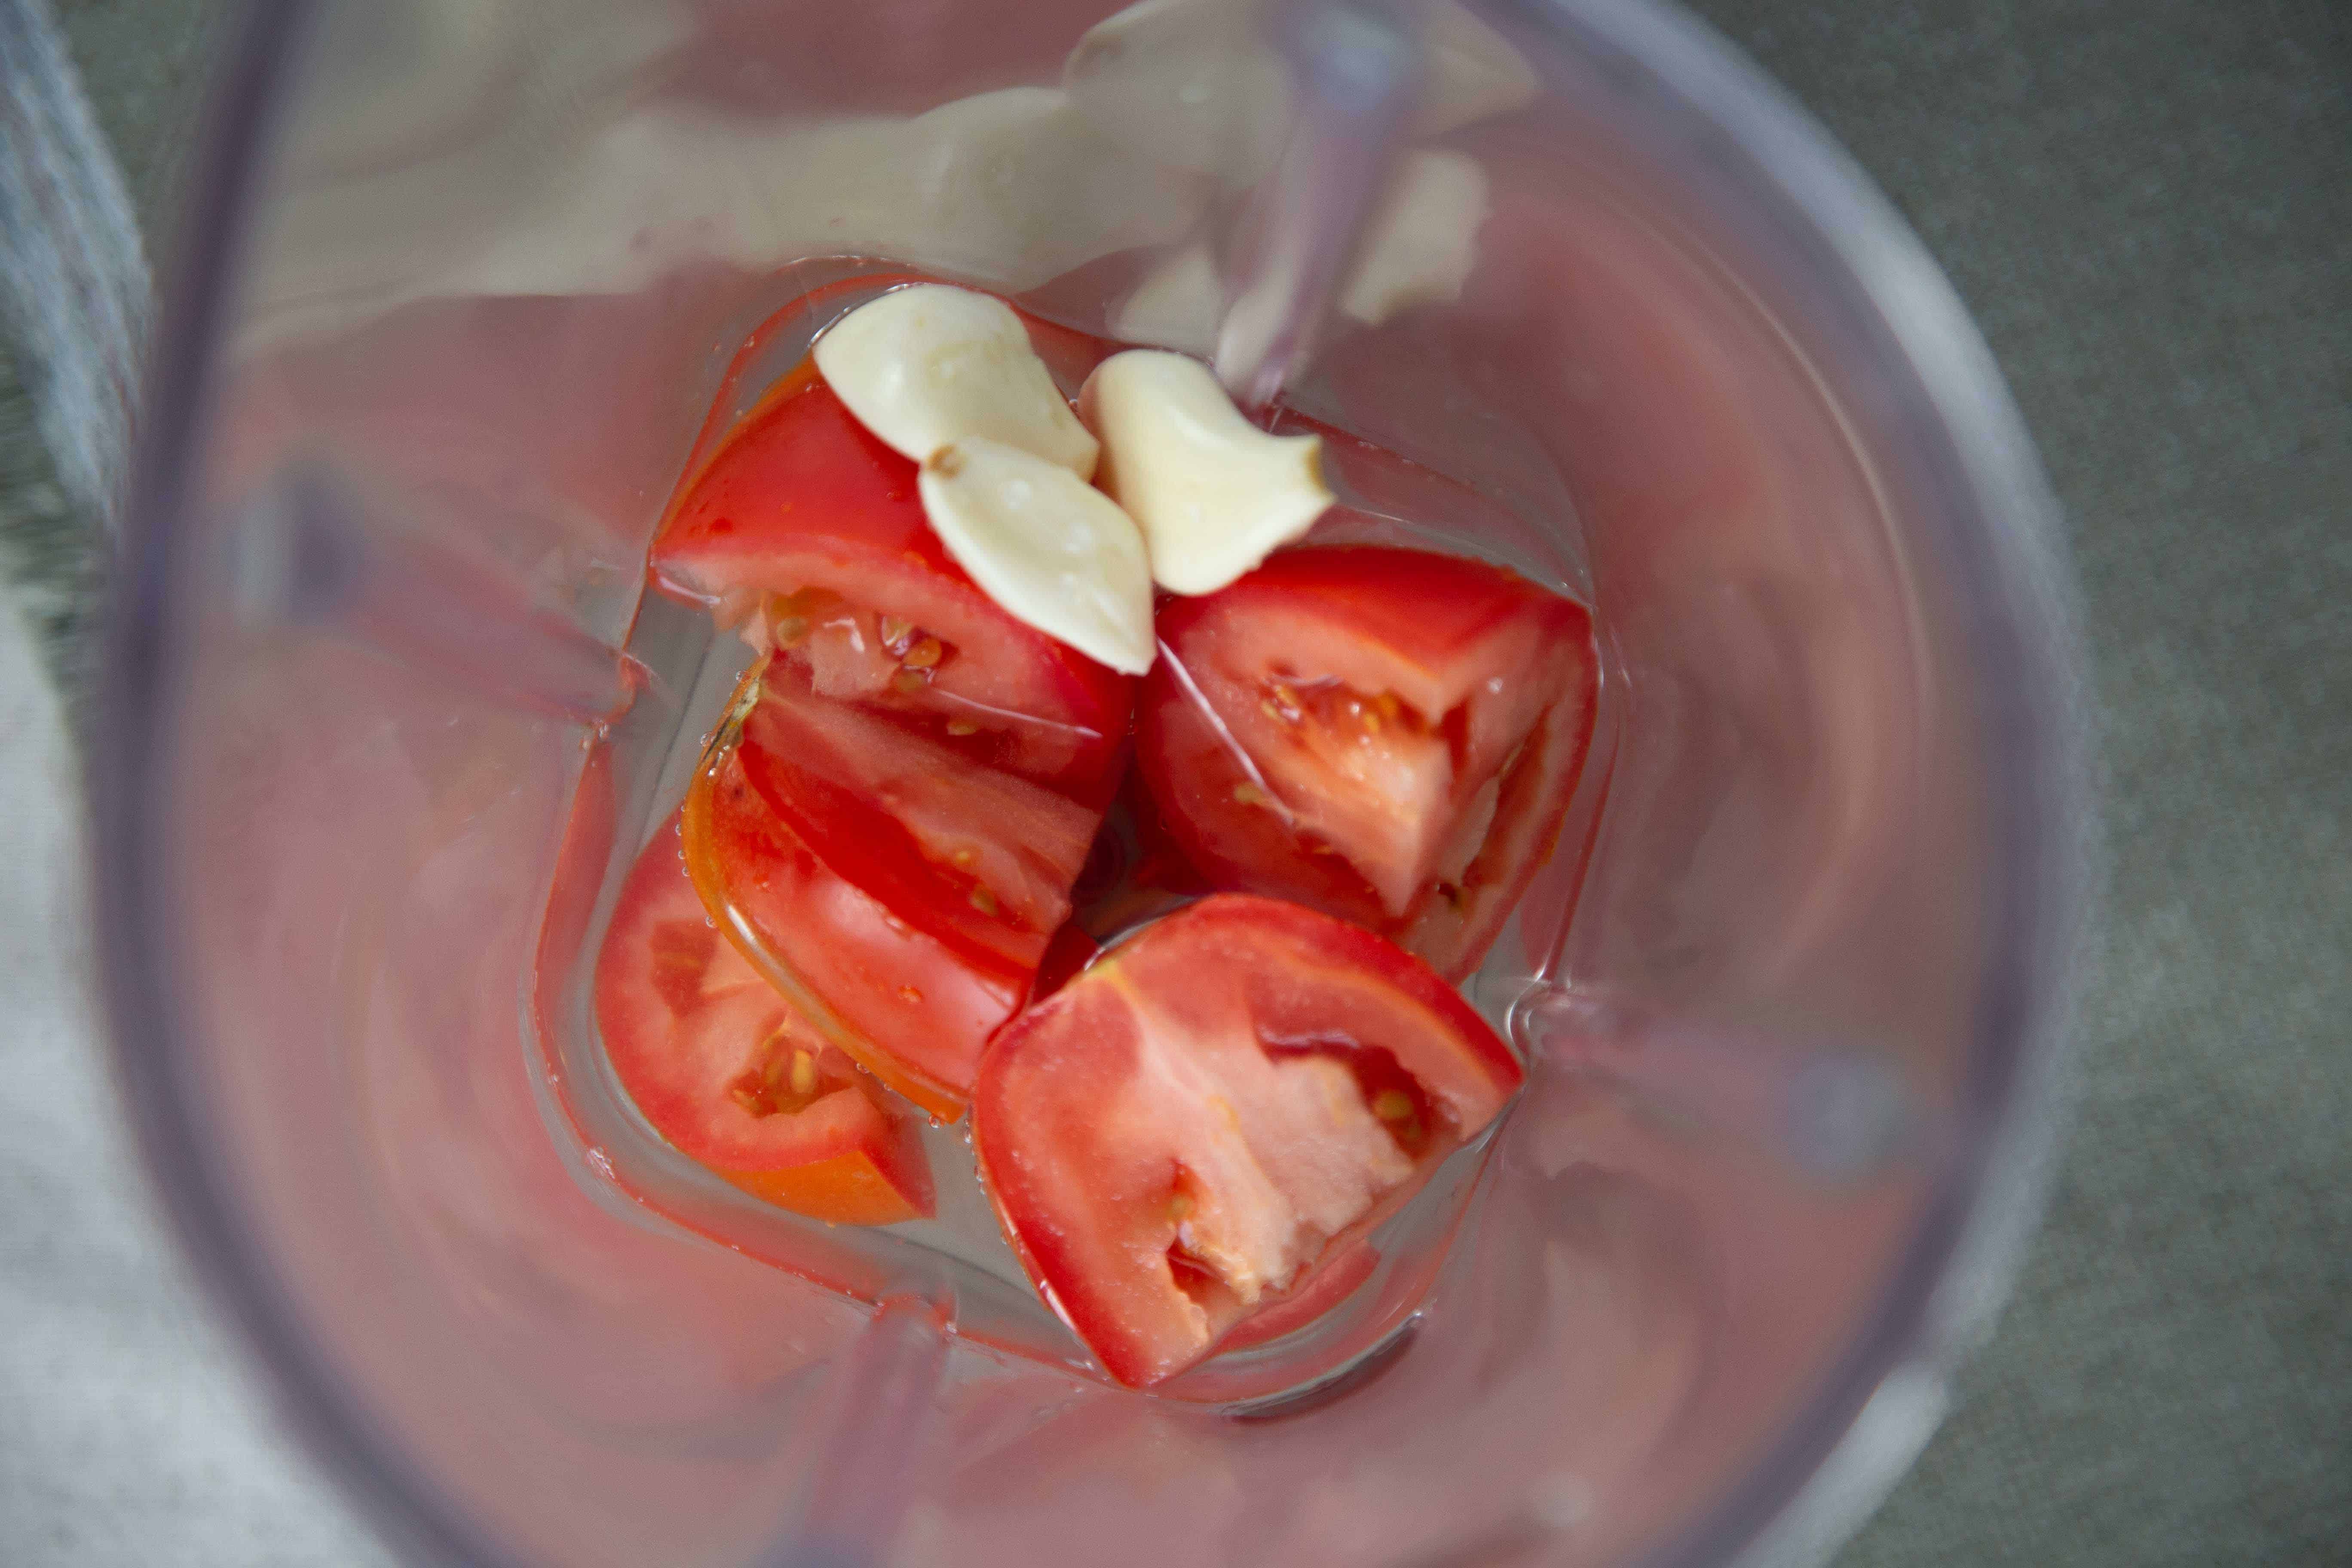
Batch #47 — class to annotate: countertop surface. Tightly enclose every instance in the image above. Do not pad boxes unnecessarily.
[0,0,2344,1563]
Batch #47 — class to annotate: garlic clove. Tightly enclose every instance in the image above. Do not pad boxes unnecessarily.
[917,437,1155,675]
[815,284,1100,478]
[1079,349,1333,595]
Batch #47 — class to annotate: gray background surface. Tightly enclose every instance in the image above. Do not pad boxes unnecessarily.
[0,0,2345,1563]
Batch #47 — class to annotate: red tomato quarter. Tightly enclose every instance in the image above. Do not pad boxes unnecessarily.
[739,659,1098,974]
[652,363,1132,803]
[972,894,1523,1387]
[1137,545,1598,979]
[683,666,1081,1121]
[595,814,934,1225]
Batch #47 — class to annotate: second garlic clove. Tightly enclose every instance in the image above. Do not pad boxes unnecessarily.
[816,284,1101,478]
[1079,349,1334,596]
[918,437,1156,676]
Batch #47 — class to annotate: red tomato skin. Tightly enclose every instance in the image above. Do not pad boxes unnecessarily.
[1158,545,1583,693]
[651,365,1133,804]
[1027,922,1104,1002]
[1211,1240,1381,1354]
[594,815,934,1224]
[1138,545,1599,979]
[735,661,1100,975]
[685,733,1018,1121]
[972,894,1522,1388]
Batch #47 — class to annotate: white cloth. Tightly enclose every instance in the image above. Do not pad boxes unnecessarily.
[0,588,391,1566]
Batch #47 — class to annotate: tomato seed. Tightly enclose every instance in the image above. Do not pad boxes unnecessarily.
[945,720,979,736]
[892,670,930,695]
[1372,1090,1416,1122]
[790,1049,818,1097]
[1166,1192,1195,1221]
[902,637,944,670]
[1233,782,1270,807]
[879,614,914,647]
[968,885,1001,916]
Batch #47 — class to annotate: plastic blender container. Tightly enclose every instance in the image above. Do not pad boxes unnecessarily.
[90,1,2090,1565]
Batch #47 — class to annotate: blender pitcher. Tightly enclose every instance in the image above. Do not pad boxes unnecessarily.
[90,1,2089,1565]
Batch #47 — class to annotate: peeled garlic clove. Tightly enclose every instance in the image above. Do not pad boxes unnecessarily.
[1079,349,1332,596]
[816,284,1101,478]
[918,437,1155,675]
[1339,150,1490,327]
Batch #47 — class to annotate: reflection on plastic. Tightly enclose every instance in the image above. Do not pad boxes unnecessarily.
[1215,0,1421,407]
[231,461,644,725]
[1511,982,1939,1183]
[758,1297,952,1568]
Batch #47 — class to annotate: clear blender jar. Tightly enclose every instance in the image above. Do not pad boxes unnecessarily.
[90,1,2089,1564]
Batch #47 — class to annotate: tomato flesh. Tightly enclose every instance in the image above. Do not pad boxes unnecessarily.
[1138,544,1598,978]
[973,894,1523,1387]
[739,659,1098,969]
[594,814,934,1225]
[683,652,1105,1119]
[652,365,1132,804]
[683,699,1026,1121]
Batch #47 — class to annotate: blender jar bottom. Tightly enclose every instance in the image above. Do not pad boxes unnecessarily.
[528,269,1608,1406]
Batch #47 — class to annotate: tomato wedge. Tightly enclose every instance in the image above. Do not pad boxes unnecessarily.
[741,659,1098,972]
[1136,544,1598,979]
[652,362,1132,803]
[972,894,1523,1388]
[683,665,1089,1120]
[594,813,934,1225]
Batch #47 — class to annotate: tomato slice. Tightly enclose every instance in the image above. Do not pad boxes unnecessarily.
[651,362,1133,803]
[972,894,1524,1387]
[683,675,1060,1121]
[594,813,934,1225]
[1136,544,1598,979]
[738,659,1098,974]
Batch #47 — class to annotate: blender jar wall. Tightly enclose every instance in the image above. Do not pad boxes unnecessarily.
[94,1,2085,1565]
